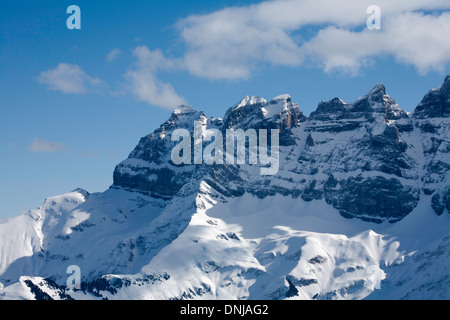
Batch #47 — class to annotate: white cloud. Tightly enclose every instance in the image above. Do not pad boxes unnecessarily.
[385,12,450,74]
[178,4,304,80]
[106,48,121,62]
[125,46,187,109]
[175,0,450,78]
[29,138,65,153]
[38,63,103,94]
[302,12,450,74]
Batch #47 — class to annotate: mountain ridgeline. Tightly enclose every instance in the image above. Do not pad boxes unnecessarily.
[113,76,450,223]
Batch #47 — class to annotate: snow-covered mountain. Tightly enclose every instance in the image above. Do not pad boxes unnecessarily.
[1,76,449,300]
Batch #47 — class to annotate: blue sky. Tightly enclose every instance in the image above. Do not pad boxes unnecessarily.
[1,0,449,218]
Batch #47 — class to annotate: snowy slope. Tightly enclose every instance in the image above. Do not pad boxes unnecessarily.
[1,190,448,300]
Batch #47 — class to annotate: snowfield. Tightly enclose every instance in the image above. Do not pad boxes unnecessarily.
[0,187,449,300]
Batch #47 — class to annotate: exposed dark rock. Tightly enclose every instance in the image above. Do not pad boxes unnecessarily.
[324,176,420,223]
[111,76,449,222]
[413,75,450,119]
[308,255,328,264]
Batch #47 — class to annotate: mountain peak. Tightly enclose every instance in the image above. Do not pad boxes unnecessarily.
[168,105,205,129]
[309,83,402,123]
[443,75,450,90]
[270,94,292,103]
[173,105,197,115]
[374,82,385,92]
[350,83,389,109]
[364,83,386,99]
[71,188,89,198]
[222,96,266,129]
[413,75,450,119]
[233,96,267,110]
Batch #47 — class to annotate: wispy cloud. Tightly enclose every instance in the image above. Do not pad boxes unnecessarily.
[106,48,122,62]
[38,63,103,94]
[125,46,187,109]
[29,138,65,153]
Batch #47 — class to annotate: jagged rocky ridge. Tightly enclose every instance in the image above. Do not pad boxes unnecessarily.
[0,77,449,300]
[114,77,450,223]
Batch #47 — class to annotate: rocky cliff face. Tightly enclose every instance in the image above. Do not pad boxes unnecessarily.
[412,76,450,215]
[113,77,450,223]
[113,105,205,199]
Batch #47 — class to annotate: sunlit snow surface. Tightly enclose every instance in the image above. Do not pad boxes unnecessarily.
[0,187,448,300]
